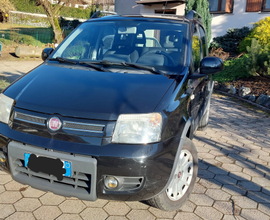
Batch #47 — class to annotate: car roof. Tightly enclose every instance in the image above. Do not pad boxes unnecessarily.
[87,14,194,24]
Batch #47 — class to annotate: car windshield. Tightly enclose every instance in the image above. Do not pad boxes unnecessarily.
[52,19,188,74]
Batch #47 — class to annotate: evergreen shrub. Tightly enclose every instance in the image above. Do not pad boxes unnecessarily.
[185,0,212,46]
[213,55,251,83]
[210,27,250,53]
[243,38,270,77]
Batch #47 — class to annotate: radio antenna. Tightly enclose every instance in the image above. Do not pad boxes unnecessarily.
[163,1,168,14]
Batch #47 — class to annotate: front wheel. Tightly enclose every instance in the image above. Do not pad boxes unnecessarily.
[147,138,198,211]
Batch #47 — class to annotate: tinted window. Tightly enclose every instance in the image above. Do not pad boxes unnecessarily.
[192,26,201,70]
[199,26,207,57]
[52,20,188,73]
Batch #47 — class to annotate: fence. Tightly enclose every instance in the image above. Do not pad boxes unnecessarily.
[0,28,72,47]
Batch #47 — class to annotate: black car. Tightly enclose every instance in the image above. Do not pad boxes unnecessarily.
[0,11,223,211]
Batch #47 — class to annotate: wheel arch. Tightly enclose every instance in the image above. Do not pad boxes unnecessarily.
[151,117,194,198]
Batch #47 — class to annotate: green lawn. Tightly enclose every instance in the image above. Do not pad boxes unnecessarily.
[0,24,72,47]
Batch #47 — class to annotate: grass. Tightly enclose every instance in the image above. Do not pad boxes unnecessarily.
[0,27,53,47]
[0,24,72,47]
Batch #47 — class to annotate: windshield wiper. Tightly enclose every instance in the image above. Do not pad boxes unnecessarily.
[89,60,123,66]
[122,62,163,75]
[90,60,163,75]
[78,61,108,72]
[49,57,77,65]
[48,58,108,72]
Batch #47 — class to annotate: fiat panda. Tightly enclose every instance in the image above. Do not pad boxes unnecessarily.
[0,11,223,211]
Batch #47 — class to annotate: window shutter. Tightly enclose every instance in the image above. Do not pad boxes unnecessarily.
[246,0,263,12]
[225,0,233,12]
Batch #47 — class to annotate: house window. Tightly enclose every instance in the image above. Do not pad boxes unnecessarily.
[209,0,233,13]
[246,0,270,12]
[155,9,176,14]
[246,0,262,12]
[263,0,270,11]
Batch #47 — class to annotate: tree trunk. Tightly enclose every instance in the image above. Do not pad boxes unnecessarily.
[37,0,64,44]
[51,17,63,44]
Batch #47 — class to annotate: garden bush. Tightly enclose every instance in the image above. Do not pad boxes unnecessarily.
[239,17,270,53]
[213,55,251,83]
[210,26,251,53]
[214,38,270,83]
[209,48,229,61]
[243,38,270,78]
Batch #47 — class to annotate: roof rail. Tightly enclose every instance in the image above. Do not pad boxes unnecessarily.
[186,10,202,21]
[91,10,101,18]
[91,10,117,19]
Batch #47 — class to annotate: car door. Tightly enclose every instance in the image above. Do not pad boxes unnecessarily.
[198,24,214,105]
[188,23,208,128]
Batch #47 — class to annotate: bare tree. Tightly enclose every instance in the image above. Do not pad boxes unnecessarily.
[36,0,69,43]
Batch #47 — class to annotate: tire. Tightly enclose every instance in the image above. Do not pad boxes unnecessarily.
[147,138,198,211]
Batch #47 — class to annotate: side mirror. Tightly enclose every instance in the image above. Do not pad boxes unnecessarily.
[41,48,54,61]
[200,56,224,75]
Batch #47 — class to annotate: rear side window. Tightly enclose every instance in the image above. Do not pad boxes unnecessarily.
[192,26,201,70]
[199,26,207,57]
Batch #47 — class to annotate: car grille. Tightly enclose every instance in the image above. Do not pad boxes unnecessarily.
[14,111,105,133]
[14,112,46,126]
[63,121,104,133]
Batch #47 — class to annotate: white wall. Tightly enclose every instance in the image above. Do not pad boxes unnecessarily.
[115,0,185,15]
[211,0,270,38]
[140,3,185,15]
[115,0,141,15]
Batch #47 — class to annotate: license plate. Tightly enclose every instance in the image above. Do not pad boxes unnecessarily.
[24,153,72,179]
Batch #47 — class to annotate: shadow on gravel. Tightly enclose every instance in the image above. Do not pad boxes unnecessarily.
[0,71,24,83]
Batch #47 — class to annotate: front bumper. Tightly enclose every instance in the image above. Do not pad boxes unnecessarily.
[8,141,97,201]
[0,122,179,201]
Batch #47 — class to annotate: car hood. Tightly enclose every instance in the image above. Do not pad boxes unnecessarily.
[5,63,175,120]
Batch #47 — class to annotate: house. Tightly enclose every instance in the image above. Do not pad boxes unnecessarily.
[115,0,270,39]
[210,0,270,38]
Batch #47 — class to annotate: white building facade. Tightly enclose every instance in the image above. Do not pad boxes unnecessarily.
[115,0,270,39]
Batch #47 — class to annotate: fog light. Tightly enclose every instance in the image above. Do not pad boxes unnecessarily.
[104,176,118,189]
[0,152,6,163]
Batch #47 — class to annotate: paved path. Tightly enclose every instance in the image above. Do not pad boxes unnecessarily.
[0,61,270,220]
[0,60,43,82]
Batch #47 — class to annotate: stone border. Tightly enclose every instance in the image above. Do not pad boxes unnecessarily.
[214,82,270,111]
[214,89,270,114]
